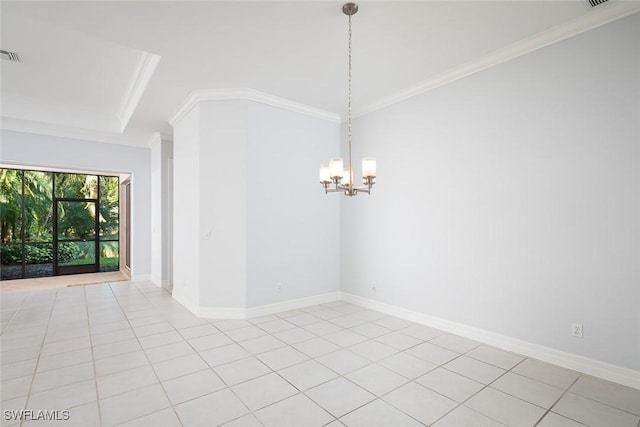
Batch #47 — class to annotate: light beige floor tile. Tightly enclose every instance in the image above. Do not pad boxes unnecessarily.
[0,375,32,400]
[293,337,341,358]
[221,413,264,427]
[406,342,460,365]
[31,361,94,394]
[349,340,397,361]
[512,358,579,389]
[306,377,375,418]
[340,399,423,427]
[536,412,587,427]
[350,322,392,339]
[94,350,149,376]
[466,345,524,370]
[97,365,158,398]
[144,340,195,363]
[117,407,182,427]
[162,369,226,404]
[466,387,547,427]
[239,335,286,354]
[174,388,249,427]
[379,352,437,379]
[200,343,250,367]
[443,356,505,384]
[256,345,308,371]
[433,405,506,427]
[100,382,171,426]
[323,329,368,347]
[417,367,484,402]
[214,356,272,385]
[28,379,97,411]
[254,393,333,427]
[570,375,640,415]
[225,325,267,342]
[491,372,564,408]
[152,353,208,381]
[383,382,457,425]
[278,359,339,391]
[346,363,409,396]
[430,333,480,353]
[232,372,298,411]
[302,321,343,336]
[375,331,422,350]
[177,323,219,340]
[552,392,639,427]
[316,349,370,375]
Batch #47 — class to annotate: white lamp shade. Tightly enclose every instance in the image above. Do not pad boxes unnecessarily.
[319,165,331,182]
[329,158,344,178]
[362,157,376,178]
[341,170,351,186]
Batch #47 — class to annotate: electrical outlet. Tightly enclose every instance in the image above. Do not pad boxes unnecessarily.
[276,283,283,293]
[572,323,583,338]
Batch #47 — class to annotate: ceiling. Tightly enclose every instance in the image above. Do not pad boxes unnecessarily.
[0,1,635,147]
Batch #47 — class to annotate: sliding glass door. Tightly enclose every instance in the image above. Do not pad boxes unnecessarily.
[0,168,120,280]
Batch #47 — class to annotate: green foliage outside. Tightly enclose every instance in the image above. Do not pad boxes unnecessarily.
[0,242,79,265]
[67,257,119,267]
[0,169,120,272]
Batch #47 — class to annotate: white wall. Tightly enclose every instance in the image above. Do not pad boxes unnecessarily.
[150,135,173,288]
[172,98,341,313]
[172,105,201,305]
[198,100,248,309]
[246,102,340,307]
[0,130,152,277]
[342,13,640,370]
[150,135,162,284]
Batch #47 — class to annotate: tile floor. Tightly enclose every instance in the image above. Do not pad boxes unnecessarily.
[1,280,639,427]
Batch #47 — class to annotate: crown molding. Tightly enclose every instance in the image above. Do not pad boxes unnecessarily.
[169,88,341,126]
[146,131,162,148]
[117,52,161,132]
[354,1,640,119]
[0,116,150,148]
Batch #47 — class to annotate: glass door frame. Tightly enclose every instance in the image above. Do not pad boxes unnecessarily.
[53,196,100,276]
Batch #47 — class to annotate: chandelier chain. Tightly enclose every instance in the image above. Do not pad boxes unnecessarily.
[347,12,353,191]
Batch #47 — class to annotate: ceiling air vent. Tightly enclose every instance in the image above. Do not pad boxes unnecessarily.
[0,50,20,62]
[588,0,608,7]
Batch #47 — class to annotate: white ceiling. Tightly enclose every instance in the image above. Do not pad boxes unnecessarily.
[0,1,635,147]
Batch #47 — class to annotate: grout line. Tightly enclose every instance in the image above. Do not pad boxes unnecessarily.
[105,281,185,427]
[83,285,103,427]
[533,376,581,426]
[19,290,57,427]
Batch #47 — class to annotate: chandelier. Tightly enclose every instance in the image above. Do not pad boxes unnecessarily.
[319,2,376,197]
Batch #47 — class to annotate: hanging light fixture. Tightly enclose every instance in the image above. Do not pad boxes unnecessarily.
[319,2,376,196]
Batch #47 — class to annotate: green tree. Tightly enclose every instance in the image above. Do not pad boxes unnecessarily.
[0,169,22,243]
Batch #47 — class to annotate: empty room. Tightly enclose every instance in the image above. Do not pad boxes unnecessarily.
[0,1,639,426]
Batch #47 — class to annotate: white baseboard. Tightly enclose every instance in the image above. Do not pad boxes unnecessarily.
[171,291,199,316]
[246,292,341,318]
[198,306,246,320]
[172,291,341,320]
[131,274,151,282]
[341,292,640,390]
